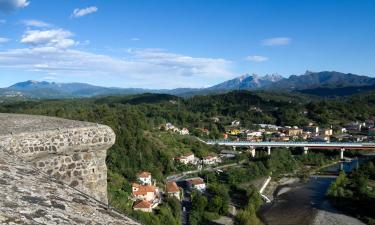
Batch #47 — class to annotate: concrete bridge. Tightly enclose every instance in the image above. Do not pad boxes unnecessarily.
[205,140,375,159]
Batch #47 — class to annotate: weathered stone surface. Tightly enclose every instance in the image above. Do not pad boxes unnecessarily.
[0,113,115,203]
[0,113,140,224]
[0,150,140,225]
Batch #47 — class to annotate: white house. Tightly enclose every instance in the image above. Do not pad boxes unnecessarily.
[137,171,152,185]
[246,131,263,138]
[202,155,221,165]
[175,153,197,165]
[179,128,190,135]
[187,178,206,192]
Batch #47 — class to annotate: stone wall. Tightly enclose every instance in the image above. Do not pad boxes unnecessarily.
[0,113,115,204]
[0,148,140,225]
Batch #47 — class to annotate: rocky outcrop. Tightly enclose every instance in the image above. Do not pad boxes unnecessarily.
[0,113,140,224]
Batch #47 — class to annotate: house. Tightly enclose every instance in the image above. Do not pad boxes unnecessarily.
[257,124,280,131]
[132,183,156,202]
[227,129,241,136]
[166,182,180,200]
[285,128,303,137]
[137,171,152,185]
[179,128,190,135]
[186,178,206,192]
[202,155,221,165]
[133,200,152,212]
[246,131,263,138]
[320,128,333,136]
[175,153,197,165]
[231,120,240,127]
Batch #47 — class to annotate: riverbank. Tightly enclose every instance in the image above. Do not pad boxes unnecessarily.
[259,164,366,225]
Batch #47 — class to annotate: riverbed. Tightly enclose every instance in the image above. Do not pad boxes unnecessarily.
[258,158,368,225]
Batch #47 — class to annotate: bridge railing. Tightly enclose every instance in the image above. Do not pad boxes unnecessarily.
[204,139,375,147]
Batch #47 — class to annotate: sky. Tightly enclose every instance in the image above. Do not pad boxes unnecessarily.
[0,0,374,89]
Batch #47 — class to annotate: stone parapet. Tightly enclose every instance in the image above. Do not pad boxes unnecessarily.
[0,113,115,204]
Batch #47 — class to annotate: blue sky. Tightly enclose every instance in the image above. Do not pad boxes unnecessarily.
[0,0,374,88]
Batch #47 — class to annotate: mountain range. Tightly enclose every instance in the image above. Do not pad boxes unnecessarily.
[1,71,375,99]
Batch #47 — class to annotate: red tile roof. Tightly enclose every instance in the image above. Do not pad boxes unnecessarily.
[187,178,204,185]
[133,200,152,209]
[132,183,156,196]
[166,182,180,193]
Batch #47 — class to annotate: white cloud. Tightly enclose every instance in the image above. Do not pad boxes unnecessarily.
[131,38,140,41]
[0,19,6,24]
[261,37,291,46]
[0,26,233,88]
[0,0,29,13]
[22,19,51,28]
[245,55,269,62]
[20,29,77,49]
[71,6,98,18]
[0,47,233,88]
[0,37,10,44]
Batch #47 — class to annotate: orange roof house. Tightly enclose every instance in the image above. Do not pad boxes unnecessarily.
[166,182,179,193]
[133,200,152,212]
[132,183,156,202]
[166,181,181,200]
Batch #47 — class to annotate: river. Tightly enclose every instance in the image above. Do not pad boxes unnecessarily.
[258,157,370,225]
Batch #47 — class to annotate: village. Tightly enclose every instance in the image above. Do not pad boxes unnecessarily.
[131,119,375,213]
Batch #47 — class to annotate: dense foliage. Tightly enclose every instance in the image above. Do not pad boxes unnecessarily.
[327,159,375,224]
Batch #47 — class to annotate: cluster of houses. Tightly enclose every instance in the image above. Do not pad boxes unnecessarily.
[174,153,222,166]
[224,120,375,143]
[131,171,207,213]
[131,171,181,212]
[160,123,190,135]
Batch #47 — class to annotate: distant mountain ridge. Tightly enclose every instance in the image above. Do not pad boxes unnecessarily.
[270,71,375,90]
[2,71,375,99]
[208,73,283,90]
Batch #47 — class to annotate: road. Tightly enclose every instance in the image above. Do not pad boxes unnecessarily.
[166,162,241,182]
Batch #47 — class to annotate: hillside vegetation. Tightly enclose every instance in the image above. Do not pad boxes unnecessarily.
[1,90,375,224]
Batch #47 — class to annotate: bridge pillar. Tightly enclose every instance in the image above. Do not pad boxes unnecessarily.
[303,147,309,155]
[267,146,271,155]
[248,147,256,158]
[340,148,345,160]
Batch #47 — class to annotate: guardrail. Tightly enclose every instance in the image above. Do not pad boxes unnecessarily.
[204,140,375,148]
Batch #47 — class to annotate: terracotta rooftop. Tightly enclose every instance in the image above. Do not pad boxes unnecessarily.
[166,182,180,193]
[187,178,205,185]
[133,200,152,209]
[132,184,156,196]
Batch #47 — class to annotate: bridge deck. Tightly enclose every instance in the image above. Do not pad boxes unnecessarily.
[205,140,375,149]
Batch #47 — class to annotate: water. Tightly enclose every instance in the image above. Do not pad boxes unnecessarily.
[258,157,367,225]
